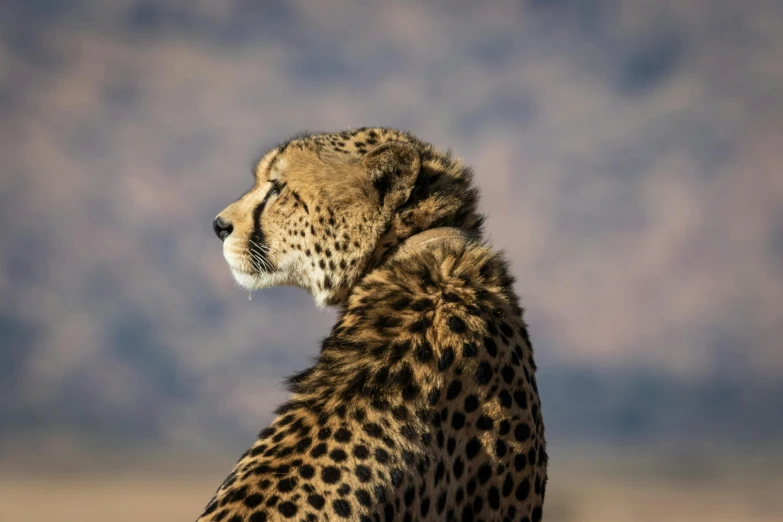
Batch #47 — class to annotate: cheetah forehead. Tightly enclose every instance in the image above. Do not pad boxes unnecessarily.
[254,127,460,179]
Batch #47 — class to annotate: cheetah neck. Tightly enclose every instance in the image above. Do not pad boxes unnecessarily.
[352,227,478,304]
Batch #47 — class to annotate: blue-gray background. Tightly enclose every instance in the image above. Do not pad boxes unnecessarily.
[2,0,782,457]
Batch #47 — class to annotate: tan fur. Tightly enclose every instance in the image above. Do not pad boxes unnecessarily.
[202,128,546,522]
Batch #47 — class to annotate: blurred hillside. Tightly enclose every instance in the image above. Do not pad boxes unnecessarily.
[1,0,783,456]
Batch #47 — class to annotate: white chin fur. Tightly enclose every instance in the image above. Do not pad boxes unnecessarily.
[230,268,289,290]
[230,269,261,290]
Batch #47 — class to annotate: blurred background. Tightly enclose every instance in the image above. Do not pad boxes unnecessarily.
[1,0,782,521]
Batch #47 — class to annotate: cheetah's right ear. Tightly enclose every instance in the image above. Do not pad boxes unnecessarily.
[361,141,421,211]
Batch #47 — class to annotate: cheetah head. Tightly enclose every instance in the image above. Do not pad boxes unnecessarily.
[213,128,483,307]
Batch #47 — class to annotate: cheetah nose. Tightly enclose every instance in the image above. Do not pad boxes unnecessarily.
[213,216,234,241]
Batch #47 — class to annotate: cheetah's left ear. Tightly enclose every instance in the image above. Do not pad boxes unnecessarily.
[361,141,421,210]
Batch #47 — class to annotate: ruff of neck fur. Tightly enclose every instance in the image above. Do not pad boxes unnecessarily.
[394,227,477,257]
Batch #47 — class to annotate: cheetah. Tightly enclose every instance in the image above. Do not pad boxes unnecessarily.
[200,127,547,522]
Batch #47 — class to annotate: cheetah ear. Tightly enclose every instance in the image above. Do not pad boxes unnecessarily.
[361,141,421,210]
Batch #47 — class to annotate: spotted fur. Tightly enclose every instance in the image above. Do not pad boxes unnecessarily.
[202,127,546,522]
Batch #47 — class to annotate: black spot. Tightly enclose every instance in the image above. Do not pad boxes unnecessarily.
[495,439,507,457]
[401,424,418,441]
[384,502,394,522]
[310,443,327,458]
[501,366,515,384]
[408,318,431,334]
[473,496,483,514]
[447,436,456,455]
[277,501,297,518]
[330,448,348,462]
[514,390,528,409]
[372,366,390,387]
[465,437,481,459]
[249,512,268,522]
[363,423,384,438]
[477,463,492,484]
[333,499,352,518]
[355,464,372,482]
[295,437,312,453]
[322,466,342,484]
[308,494,325,510]
[415,341,433,362]
[434,460,445,484]
[244,494,264,508]
[276,477,297,493]
[485,321,498,336]
[401,383,420,401]
[515,478,531,501]
[515,422,532,442]
[448,316,467,333]
[337,483,351,496]
[392,297,412,310]
[259,427,276,440]
[299,465,315,479]
[374,315,402,331]
[437,491,447,513]
[476,415,493,430]
[463,395,479,412]
[514,453,527,471]
[438,348,455,371]
[375,447,391,465]
[499,420,511,435]
[392,405,410,421]
[475,362,493,385]
[527,447,538,466]
[317,427,332,440]
[446,380,462,399]
[356,489,372,507]
[532,505,543,522]
[353,445,370,459]
[411,298,433,311]
[420,496,431,517]
[443,292,460,302]
[461,504,474,522]
[462,343,478,357]
[484,337,498,357]
[390,468,404,487]
[451,412,466,430]
[354,408,367,420]
[404,487,415,506]
[334,428,352,442]
[453,457,464,479]
[503,473,514,497]
[498,389,512,408]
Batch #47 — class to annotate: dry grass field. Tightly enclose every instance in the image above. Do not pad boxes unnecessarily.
[0,442,783,522]
[1,446,781,522]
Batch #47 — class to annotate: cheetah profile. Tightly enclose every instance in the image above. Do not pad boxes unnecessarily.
[201,128,547,522]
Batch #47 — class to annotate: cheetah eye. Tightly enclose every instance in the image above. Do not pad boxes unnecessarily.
[268,179,284,197]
